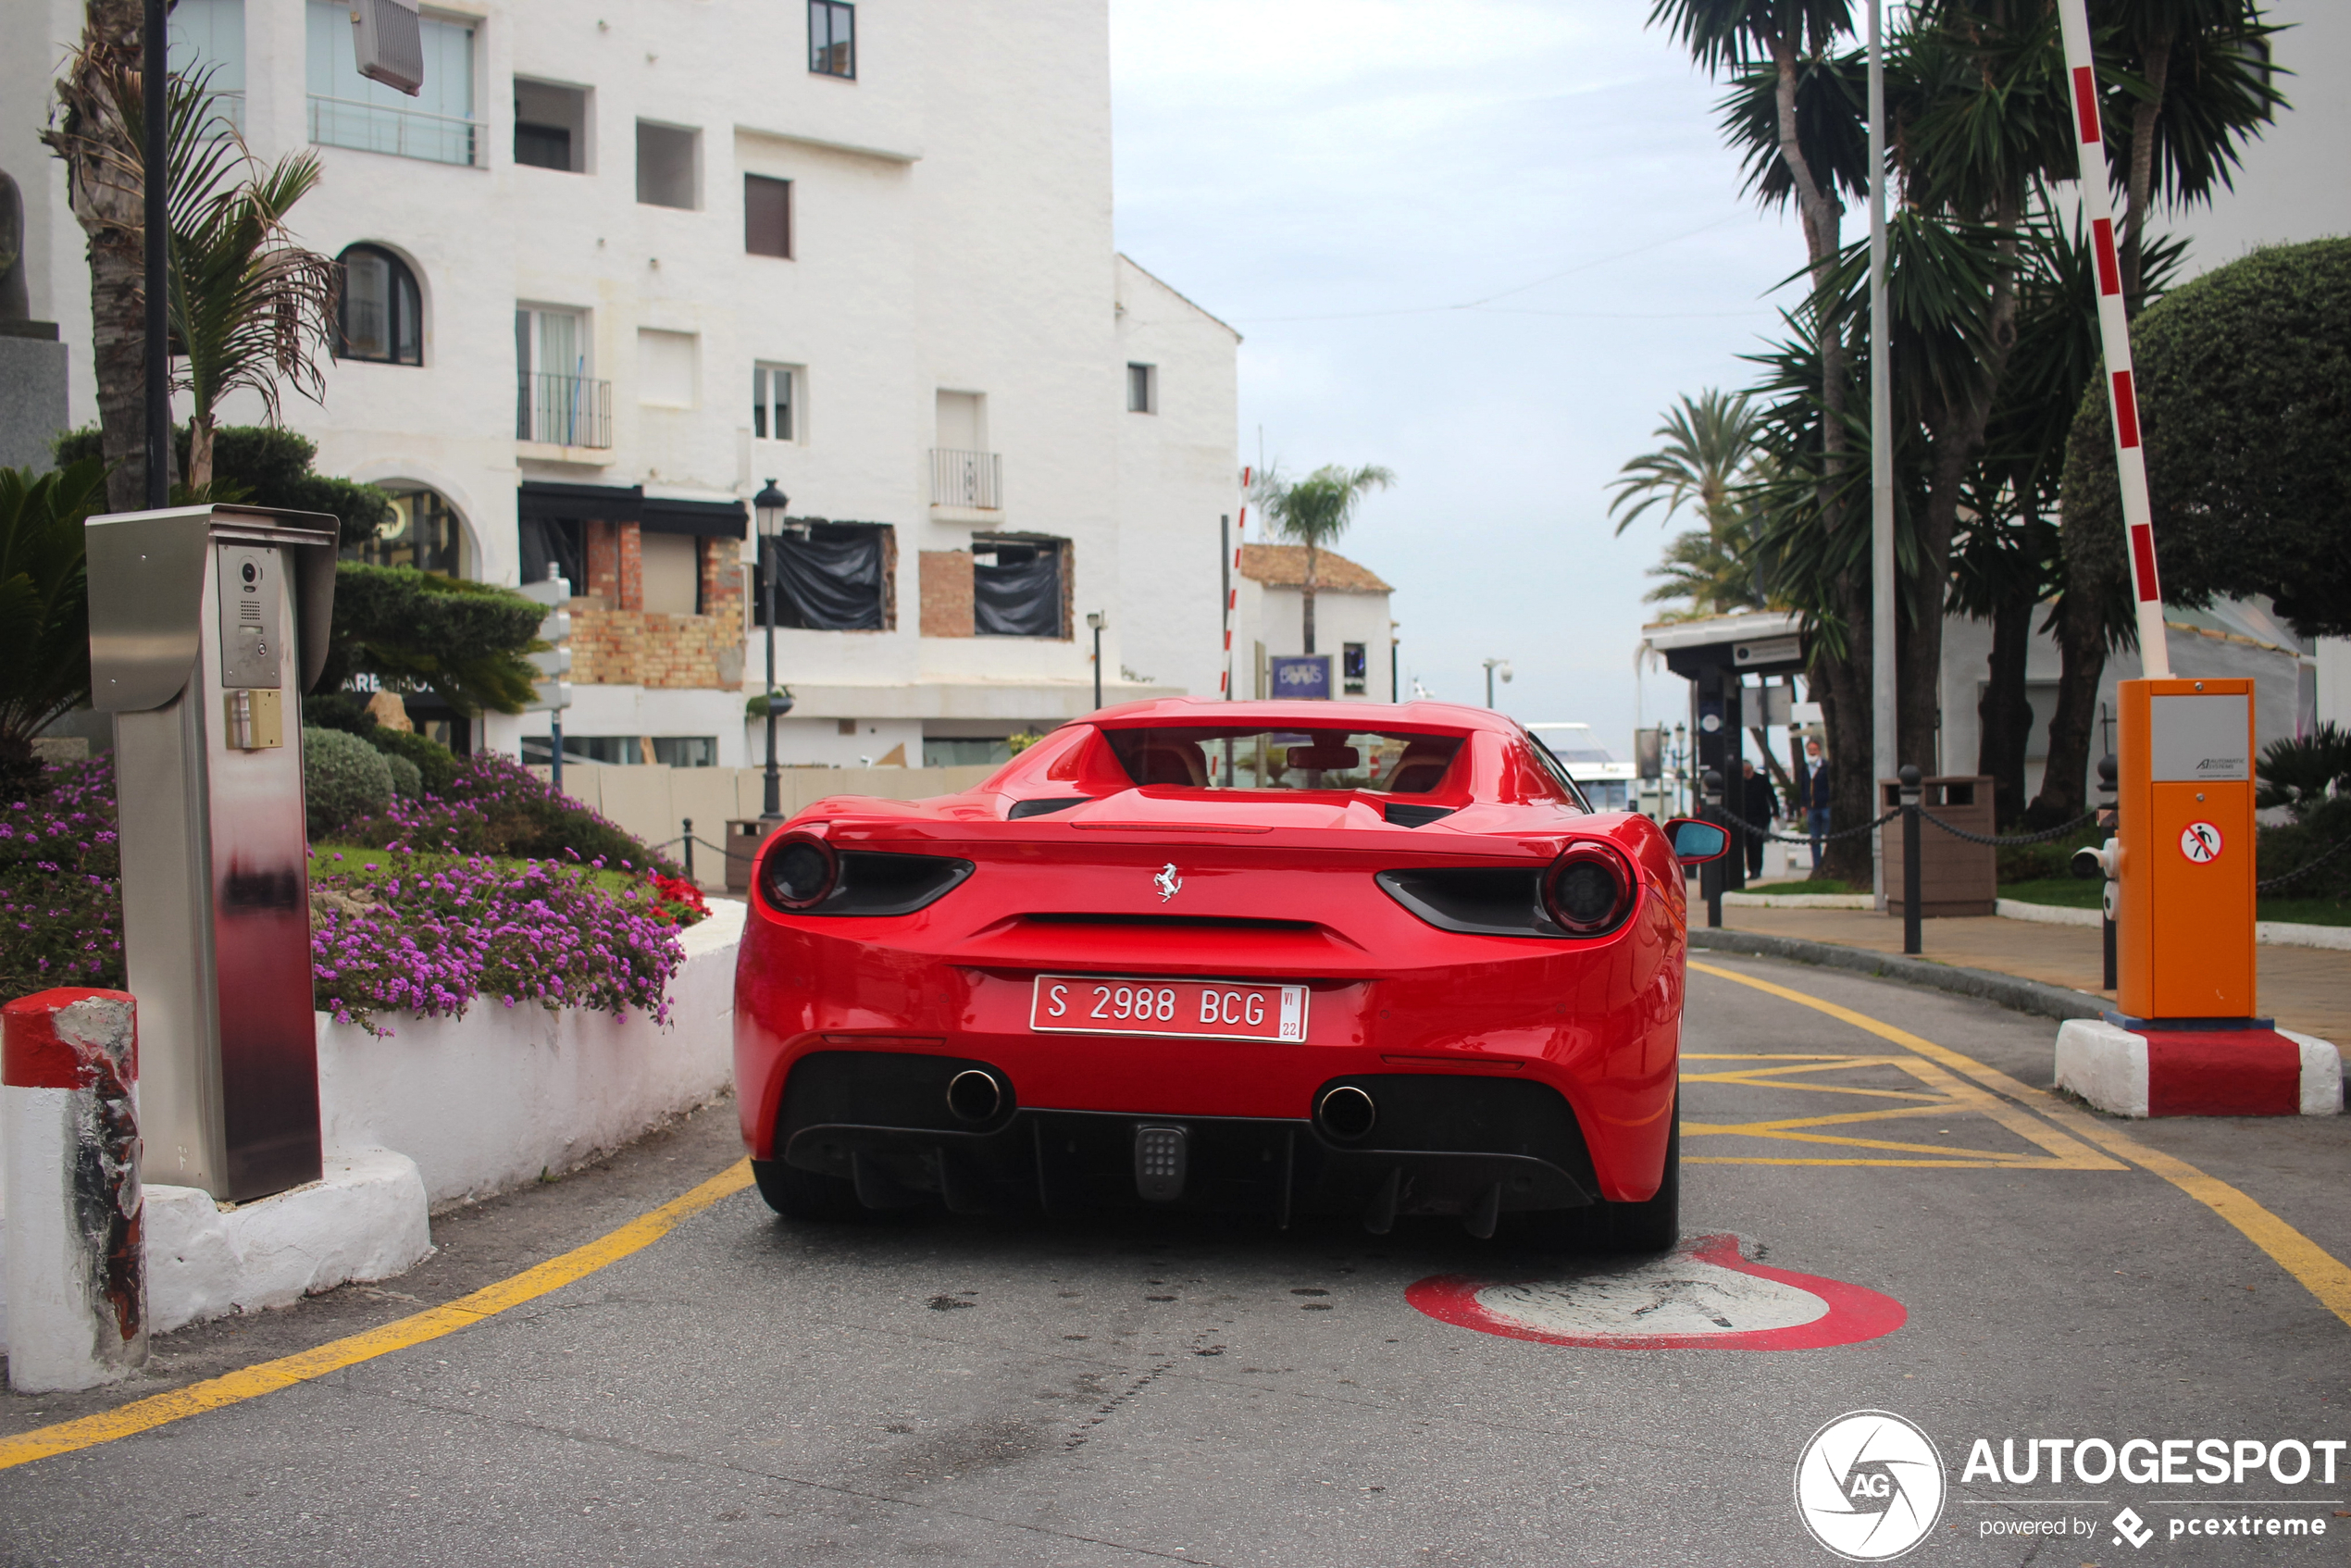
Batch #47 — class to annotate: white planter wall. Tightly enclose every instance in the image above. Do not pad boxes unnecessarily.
[318,900,745,1207]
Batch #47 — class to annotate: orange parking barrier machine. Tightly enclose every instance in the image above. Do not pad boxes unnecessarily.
[2114,677,2258,1023]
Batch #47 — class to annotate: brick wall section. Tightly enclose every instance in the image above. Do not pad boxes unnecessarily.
[567,535,750,691]
[617,522,643,611]
[920,550,974,637]
[585,521,621,608]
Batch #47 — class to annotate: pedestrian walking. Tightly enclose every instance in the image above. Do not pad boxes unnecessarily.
[1802,737,1831,870]
[1740,759,1775,878]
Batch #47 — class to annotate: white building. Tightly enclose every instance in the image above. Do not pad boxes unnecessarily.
[3,0,1241,768]
[1231,544,1397,703]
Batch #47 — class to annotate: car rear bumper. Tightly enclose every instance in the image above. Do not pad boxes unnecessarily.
[769,1051,1601,1228]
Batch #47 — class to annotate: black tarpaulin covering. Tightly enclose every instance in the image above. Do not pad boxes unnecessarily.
[770,525,884,629]
[975,541,1061,637]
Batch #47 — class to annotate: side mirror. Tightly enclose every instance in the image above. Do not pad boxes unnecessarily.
[1665,817,1728,866]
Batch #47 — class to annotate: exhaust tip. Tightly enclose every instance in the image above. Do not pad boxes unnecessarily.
[1318,1084,1377,1141]
[946,1068,1003,1124]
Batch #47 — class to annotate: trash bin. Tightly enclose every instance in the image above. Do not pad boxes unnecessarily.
[724,819,774,894]
[1879,774,1996,916]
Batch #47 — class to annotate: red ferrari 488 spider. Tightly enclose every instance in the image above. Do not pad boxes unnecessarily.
[733,698,1726,1248]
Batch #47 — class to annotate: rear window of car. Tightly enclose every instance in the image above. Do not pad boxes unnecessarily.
[1101,728,1466,795]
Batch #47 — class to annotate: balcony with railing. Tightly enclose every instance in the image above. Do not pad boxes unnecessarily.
[308,95,484,167]
[516,373,613,449]
[929,448,1002,510]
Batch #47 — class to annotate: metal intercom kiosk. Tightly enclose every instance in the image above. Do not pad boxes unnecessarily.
[2115,677,2258,1023]
[86,504,340,1201]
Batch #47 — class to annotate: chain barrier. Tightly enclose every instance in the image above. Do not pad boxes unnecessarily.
[2258,835,2351,893]
[1705,805,1903,846]
[1913,808,2101,848]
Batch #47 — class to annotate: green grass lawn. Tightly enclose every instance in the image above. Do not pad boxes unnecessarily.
[1742,877,1864,896]
[1999,876,2351,927]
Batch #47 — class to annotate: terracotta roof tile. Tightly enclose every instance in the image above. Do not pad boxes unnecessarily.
[1238,543,1393,593]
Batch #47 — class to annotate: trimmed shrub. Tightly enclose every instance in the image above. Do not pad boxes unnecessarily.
[366,725,463,794]
[335,751,683,877]
[383,752,424,798]
[304,727,393,838]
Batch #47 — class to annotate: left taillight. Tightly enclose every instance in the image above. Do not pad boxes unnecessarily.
[1543,841,1635,936]
[758,833,838,911]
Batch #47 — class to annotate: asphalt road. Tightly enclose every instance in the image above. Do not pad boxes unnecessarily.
[6,953,2350,1567]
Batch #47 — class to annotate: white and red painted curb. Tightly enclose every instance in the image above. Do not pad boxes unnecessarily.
[3,989,145,1394]
[1409,1233,1906,1351]
[2056,1017,2343,1118]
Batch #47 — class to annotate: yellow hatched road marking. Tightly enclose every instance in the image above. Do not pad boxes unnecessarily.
[1687,959,2351,1332]
[1683,1037,2120,1170]
[0,1160,755,1472]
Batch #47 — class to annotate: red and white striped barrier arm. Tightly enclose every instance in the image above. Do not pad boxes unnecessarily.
[2056,0,2171,678]
[1223,467,1250,699]
[4,988,145,1392]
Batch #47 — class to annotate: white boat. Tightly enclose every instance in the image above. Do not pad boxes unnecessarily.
[1526,723,1638,812]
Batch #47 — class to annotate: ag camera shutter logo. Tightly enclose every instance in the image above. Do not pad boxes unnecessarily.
[1795,1411,1947,1561]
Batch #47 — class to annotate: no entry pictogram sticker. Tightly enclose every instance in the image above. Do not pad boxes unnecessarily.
[1409,1234,1905,1351]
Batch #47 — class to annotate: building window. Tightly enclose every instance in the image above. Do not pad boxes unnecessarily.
[305,0,480,167]
[168,0,245,131]
[516,305,611,446]
[1126,362,1155,414]
[344,486,463,577]
[973,536,1066,638]
[753,364,801,442]
[1343,641,1368,696]
[809,1,855,78]
[924,738,1012,768]
[635,120,699,208]
[745,174,792,257]
[337,244,422,364]
[637,329,698,407]
[514,79,588,171]
[651,737,718,767]
[524,735,644,766]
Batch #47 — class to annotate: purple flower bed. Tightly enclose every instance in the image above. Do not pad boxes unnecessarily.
[336,751,684,876]
[2,757,689,1032]
[0,758,124,995]
[311,848,683,1033]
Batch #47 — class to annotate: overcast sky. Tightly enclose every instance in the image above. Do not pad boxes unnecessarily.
[1106,0,2348,753]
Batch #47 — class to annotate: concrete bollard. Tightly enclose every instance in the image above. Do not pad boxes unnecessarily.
[4,988,145,1392]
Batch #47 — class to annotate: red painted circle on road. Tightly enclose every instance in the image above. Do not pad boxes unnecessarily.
[1409,1233,1906,1351]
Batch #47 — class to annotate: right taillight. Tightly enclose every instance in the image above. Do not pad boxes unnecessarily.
[758,833,838,911]
[1543,841,1634,935]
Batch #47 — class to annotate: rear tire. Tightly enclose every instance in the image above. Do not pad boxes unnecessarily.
[1591,1089,1680,1252]
[751,1156,862,1221]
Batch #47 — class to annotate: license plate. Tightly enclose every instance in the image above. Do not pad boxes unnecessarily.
[1029,975,1309,1043]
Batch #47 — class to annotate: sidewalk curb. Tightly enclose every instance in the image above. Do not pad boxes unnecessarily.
[1688,928,2109,1023]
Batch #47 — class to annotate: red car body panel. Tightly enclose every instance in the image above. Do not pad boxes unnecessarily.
[731,698,1687,1207]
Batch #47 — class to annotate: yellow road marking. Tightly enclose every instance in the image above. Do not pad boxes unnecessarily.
[1688,959,2351,1331]
[0,1159,755,1472]
[1684,1039,2119,1170]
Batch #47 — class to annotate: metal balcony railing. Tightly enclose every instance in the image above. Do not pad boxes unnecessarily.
[308,93,484,168]
[930,448,1002,510]
[516,373,613,449]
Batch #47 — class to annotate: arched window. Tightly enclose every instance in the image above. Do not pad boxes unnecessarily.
[344,486,464,577]
[337,243,422,364]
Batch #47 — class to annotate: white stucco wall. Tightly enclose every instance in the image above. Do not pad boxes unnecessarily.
[1234,579,1398,703]
[1113,255,1243,699]
[9,1,1237,747]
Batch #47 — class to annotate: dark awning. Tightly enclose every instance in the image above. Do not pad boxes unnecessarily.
[518,480,640,523]
[641,495,748,539]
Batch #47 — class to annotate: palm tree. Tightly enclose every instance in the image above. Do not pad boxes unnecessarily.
[1251,463,1394,656]
[1609,389,1760,538]
[1643,518,1772,620]
[44,29,336,502]
[0,459,108,790]
[43,0,154,512]
[156,71,336,489]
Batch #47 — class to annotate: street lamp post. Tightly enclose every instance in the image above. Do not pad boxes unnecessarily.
[753,479,790,820]
[1086,611,1107,710]
[1482,658,1512,708]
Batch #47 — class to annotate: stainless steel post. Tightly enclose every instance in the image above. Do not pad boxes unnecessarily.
[87,504,339,1201]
